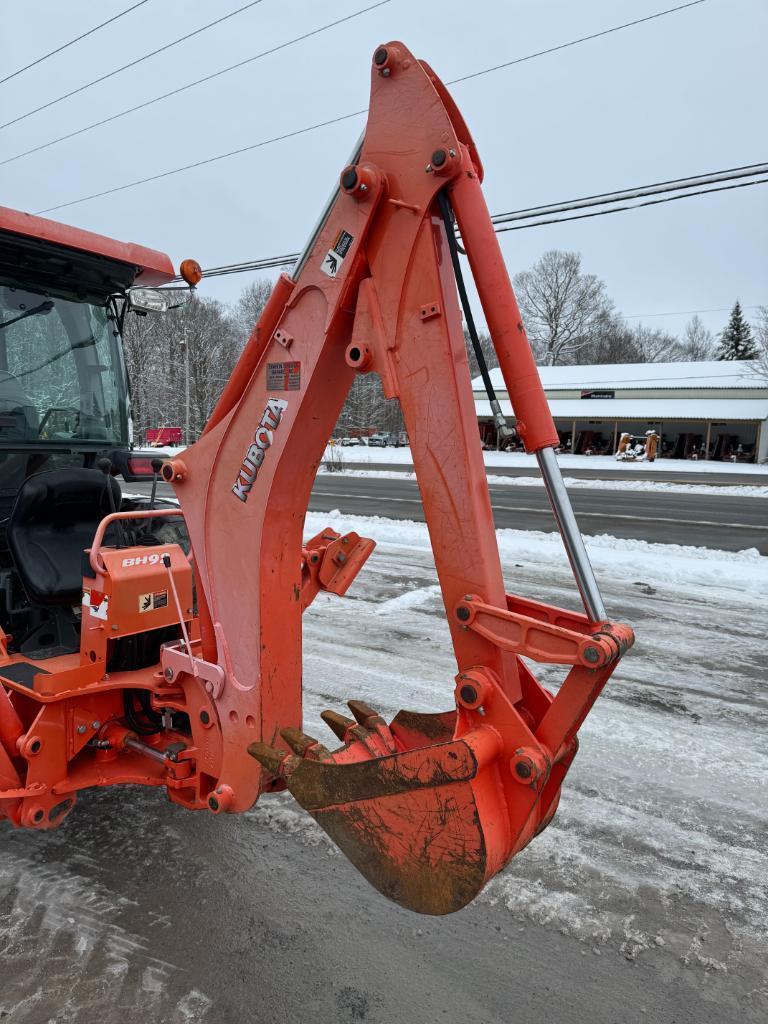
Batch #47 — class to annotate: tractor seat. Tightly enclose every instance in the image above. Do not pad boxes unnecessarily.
[7,469,121,606]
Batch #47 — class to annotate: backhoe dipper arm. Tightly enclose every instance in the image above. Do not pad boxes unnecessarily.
[167,42,634,915]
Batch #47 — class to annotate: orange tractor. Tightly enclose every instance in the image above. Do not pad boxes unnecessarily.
[0,43,633,915]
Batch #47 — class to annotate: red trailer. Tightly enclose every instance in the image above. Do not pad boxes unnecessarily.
[146,427,183,447]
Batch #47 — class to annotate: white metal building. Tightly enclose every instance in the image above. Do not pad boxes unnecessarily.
[473,360,768,463]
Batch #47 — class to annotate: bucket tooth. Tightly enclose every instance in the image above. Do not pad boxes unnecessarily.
[248,741,295,777]
[347,699,380,726]
[321,710,355,741]
[280,727,331,761]
[348,699,397,753]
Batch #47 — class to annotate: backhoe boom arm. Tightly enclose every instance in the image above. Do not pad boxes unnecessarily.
[163,42,633,913]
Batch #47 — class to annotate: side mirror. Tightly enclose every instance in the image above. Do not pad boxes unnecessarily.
[127,287,192,315]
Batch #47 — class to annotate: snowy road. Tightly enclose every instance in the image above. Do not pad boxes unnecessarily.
[1,515,766,1022]
[310,473,768,552]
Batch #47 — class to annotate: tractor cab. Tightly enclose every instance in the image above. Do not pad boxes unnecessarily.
[0,206,192,662]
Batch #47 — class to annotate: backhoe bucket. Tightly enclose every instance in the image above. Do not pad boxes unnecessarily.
[250,702,563,916]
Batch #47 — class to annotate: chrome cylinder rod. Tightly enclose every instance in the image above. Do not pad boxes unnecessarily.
[536,446,607,622]
[124,736,167,764]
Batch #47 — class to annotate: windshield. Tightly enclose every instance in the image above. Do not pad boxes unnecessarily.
[0,284,129,448]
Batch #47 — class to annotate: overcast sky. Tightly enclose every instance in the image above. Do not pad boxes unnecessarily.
[1,0,765,339]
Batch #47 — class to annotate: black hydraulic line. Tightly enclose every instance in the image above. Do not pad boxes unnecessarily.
[437,190,513,439]
[123,689,163,735]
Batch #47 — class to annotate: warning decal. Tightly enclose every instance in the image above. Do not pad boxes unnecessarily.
[139,590,168,613]
[320,229,354,277]
[266,361,301,391]
[83,589,109,621]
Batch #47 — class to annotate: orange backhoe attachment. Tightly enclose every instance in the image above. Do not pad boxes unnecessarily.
[0,41,634,916]
[169,41,634,913]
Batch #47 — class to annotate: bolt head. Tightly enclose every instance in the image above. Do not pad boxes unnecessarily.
[341,167,358,190]
[459,684,478,705]
[373,46,388,66]
[431,149,447,168]
[456,605,470,622]
[91,720,101,730]
[200,710,210,725]
[515,761,532,780]
[381,67,391,77]
[164,667,174,680]
[583,646,600,664]
[77,724,87,735]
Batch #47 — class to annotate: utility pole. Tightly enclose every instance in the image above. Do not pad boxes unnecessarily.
[182,314,191,445]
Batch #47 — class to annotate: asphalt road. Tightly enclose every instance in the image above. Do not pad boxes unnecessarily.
[310,475,768,553]
[130,474,767,553]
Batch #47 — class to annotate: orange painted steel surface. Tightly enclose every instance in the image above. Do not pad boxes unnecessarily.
[0,41,634,915]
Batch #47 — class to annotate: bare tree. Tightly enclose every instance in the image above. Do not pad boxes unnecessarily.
[177,298,240,437]
[512,250,613,365]
[231,279,273,346]
[123,295,239,443]
[752,305,768,382]
[627,323,683,362]
[464,326,498,380]
[678,314,715,360]
[578,312,643,364]
[335,373,404,436]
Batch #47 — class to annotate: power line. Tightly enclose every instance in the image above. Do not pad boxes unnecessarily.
[621,306,760,319]
[0,1,391,169]
[1,0,706,165]
[0,1,152,87]
[36,110,367,216]
[0,0,267,132]
[164,165,767,282]
[449,0,707,87]
[490,163,768,223]
[31,1,710,213]
[494,176,768,232]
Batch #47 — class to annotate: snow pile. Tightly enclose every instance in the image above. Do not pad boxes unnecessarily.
[325,445,768,476]
[317,466,768,497]
[306,509,767,600]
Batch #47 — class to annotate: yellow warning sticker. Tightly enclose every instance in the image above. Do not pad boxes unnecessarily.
[139,590,168,613]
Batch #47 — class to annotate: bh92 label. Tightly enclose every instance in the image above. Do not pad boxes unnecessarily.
[232,397,288,503]
[122,552,169,568]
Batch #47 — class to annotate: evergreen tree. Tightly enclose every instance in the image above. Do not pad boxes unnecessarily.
[716,301,758,360]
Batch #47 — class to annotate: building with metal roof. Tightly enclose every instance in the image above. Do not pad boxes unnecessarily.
[473,360,768,463]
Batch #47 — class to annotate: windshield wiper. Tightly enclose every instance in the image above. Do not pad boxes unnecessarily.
[0,300,54,331]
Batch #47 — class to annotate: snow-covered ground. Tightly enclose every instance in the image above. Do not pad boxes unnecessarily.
[324,445,768,477]
[318,466,768,498]
[292,511,768,980]
[1,512,766,1019]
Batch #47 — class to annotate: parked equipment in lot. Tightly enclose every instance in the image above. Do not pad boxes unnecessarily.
[368,432,389,447]
[0,42,633,915]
